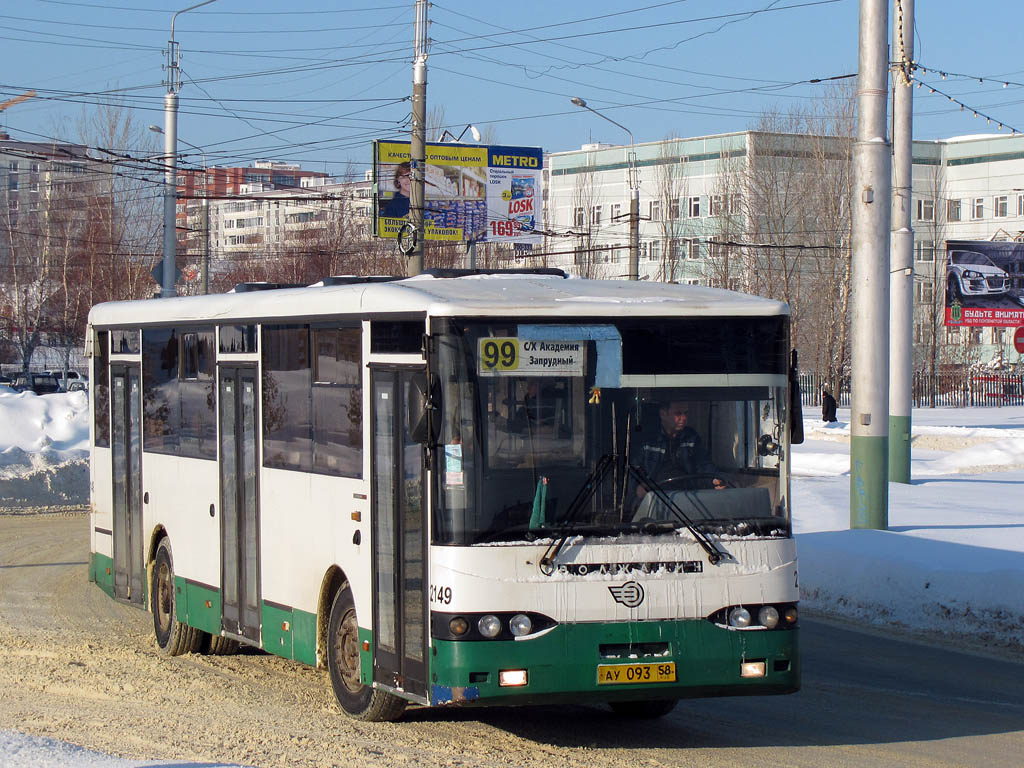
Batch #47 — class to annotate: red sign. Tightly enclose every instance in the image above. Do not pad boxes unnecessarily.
[945,306,1024,327]
[1014,326,1024,354]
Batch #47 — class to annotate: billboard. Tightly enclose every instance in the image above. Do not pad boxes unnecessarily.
[944,240,1024,327]
[373,141,543,245]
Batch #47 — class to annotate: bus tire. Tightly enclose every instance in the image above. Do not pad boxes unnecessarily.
[152,538,203,656]
[204,634,240,655]
[608,699,678,718]
[327,585,406,722]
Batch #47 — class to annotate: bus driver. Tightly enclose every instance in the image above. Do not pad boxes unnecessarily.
[634,400,725,503]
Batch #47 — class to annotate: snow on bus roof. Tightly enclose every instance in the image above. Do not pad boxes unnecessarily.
[88,274,788,327]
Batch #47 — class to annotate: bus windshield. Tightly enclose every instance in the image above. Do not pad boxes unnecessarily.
[433,319,790,546]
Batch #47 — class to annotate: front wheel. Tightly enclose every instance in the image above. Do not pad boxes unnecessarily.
[326,585,406,721]
[608,699,678,718]
[152,538,204,656]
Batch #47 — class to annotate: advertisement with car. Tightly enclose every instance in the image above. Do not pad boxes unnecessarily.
[944,239,1024,326]
[373,140,543,245]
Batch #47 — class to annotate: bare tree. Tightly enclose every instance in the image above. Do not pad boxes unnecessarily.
[652,137,686,282]
[708,83,856,389]
[569,166,606,278]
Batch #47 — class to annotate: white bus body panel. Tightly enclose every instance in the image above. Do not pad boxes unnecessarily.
[430,538,798,622]
[143,452,220,588]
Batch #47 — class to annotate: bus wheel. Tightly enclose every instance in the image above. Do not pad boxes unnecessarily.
[608,699,678,718]
[327,585,406,722]
[152,538,203,656]
[204,634,240,655]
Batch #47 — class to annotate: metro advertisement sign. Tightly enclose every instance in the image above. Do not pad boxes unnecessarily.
[372,140,543,244]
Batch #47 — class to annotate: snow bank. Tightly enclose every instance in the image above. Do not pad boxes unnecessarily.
[0,388,89,512]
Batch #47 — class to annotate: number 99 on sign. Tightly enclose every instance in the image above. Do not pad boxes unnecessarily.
[479,338,519,372]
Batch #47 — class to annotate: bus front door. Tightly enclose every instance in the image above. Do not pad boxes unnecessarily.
[219,365,261,642]
[111,364,144,605]
[370,368,427,699]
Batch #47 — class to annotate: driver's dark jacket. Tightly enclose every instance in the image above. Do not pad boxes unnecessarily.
[634,426,716,482]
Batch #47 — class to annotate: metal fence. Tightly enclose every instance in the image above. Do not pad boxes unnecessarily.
[799,372,1024,409]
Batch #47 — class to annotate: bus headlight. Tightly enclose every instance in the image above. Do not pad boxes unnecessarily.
[509,614,532,637]
[478,614,502,638]
[782,605,798,625]
[728,607,752,628]
[758,606,780,629]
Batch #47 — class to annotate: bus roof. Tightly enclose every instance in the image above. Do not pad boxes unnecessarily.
[88,274,789,327]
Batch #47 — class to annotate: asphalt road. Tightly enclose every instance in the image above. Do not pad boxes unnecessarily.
[2,512,1023,768]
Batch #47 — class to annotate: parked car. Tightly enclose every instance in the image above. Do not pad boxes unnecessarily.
[12,372,62,395]
[43,369,86,385]
[946,250,1010,300]
[66,380,89,393]
[0,374,13,387]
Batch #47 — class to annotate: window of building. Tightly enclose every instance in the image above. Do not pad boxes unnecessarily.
[1018,194,1024,217]
[945,327,960,344]
[995,195,1009,218]
[670,199,680,220]
[649,200,662,221]
[973,198,985,219]
[573,207,585,227]
[728,194,742,215]
[590,205,602,226]
[915,198,934,221]
[709,195,725,216]
[970,328,983,344]
[610,202,622,222]
[688,240,701,259]
[914,323,926,344]
[914,240,935,262]
[993,327,1005,344]
[687,196,701,218]
[684,278,701,286]
[947,199,961,222]
[915,280,934,305]
[650,240,661,261]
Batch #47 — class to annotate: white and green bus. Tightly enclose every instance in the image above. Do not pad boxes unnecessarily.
[87,269,803,721]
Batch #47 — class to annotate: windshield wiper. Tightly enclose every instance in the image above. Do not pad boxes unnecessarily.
[626,465,729,566]
[538,454,616,573]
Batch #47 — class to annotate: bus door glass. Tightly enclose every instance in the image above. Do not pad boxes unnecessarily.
[219,365,260,641]
[370,367,426,698]
[110,363,144,604]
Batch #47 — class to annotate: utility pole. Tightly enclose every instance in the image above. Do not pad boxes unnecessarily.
[161,0,219,298]
[408,0,428,276]
[850,0,892,528]
[889,0,915,483]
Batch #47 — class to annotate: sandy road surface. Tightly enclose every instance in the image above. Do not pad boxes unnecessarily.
[5,513,1024,768]
[0,514,679,768]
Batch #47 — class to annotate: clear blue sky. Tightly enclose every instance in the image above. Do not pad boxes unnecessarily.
[2,0,1022,179]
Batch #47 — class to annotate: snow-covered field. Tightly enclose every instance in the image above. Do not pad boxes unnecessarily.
[2,388,1023,766]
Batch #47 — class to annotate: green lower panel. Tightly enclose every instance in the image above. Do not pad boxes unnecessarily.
[261,602,318,665]
[180,579,222,635]
[90,552,115,598]
[430,620,799,706]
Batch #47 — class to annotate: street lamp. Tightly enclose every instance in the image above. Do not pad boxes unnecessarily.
[158,0,220,298]
[571,97,640,280]
[150,125,210,295]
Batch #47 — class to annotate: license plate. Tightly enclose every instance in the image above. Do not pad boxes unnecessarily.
[597,662,676,685]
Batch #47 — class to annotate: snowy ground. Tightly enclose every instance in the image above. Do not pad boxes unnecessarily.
[2,388,1023,766]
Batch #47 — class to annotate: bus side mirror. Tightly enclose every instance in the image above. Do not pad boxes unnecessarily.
[408,373,441,444]
[789,349,804,445]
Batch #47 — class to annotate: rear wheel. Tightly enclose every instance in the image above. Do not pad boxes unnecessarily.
[203,634,240,655]
[327,585,406,721]
[608,699,678,718]
[152,538,203,656]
